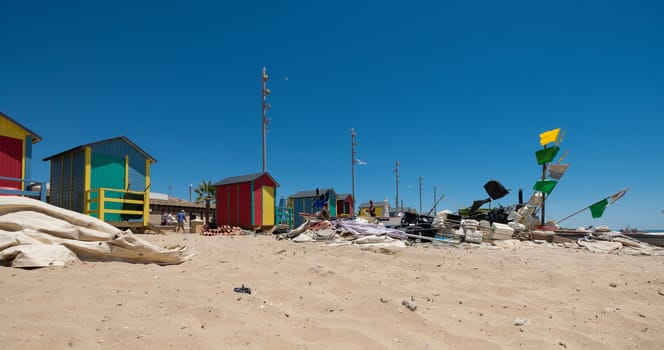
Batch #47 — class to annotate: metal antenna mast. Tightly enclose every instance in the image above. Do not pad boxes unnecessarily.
[261,67,270,173]
[394,160,400,212]
[351,128,357,205]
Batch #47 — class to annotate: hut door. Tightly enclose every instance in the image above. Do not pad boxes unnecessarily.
[262,186,275,226]
[0,135,22,189]
[91,154,126,221]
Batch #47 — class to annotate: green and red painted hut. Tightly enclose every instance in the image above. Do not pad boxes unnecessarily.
[214,172,279,229]
[335,193,354,217]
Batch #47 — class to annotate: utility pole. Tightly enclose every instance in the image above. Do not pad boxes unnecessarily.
[261,67,271,173]
[418,176,423,214]
[433,185,437,214]
[351,128,357,206]
[189,183,192,202]
[394,160,400,212]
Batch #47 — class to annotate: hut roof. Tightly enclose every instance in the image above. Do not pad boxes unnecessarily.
[0,112,42,143]
[214,172,279,187]
[43,136,157,162]
[290,188,336,199]
[336,193,353,201]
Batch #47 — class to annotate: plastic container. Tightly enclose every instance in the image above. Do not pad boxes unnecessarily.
[491,222,515,240]
[190,219,204,234]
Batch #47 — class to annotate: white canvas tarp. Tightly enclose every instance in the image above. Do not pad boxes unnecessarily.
[0,196,196,268]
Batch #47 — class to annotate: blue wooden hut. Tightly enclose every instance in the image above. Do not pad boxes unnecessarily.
[288,188,337,227]
[0,112,46,200]
[43,136,156,227]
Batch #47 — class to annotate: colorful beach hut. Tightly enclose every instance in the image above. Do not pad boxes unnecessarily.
[214,172,279,229]
[43,136,156,228]
[335,193,354,217]
[289,188,337,227]
[358,200,390,217]
[0,112,46,200]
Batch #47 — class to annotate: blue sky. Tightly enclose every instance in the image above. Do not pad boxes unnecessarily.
[2,0,662,229]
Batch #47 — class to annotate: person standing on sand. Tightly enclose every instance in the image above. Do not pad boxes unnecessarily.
[176,210,187,233]
[368,200,376,217]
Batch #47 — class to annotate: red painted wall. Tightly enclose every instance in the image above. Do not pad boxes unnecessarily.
[228,184,238,226]
[217,182,251,227]
[253,185,263,227]
[216,185,229,225]
[0,135,22,189]
[238,182,251,227]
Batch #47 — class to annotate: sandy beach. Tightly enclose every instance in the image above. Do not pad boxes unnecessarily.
[1,229,664,349]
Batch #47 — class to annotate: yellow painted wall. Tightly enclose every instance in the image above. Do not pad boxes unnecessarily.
[262,186,275,226]
[359,206,386,217]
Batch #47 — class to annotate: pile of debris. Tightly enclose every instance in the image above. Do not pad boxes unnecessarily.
[275,214,664,256]
[201,225,246,236]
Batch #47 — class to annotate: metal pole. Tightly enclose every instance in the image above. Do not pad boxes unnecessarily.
[394,160,399,212]
[433,185,437,214]
[261,67,270,173]
[189,184,192,202]
[351,128,356,207]
[418,176,422,214]
[541,159,546,226]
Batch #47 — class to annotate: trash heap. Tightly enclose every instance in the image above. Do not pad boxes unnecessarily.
[271,128,656,254]
[275,215,664,256]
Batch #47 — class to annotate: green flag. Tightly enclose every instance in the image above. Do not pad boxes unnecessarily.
[589,198,609,218]
[535,146,560,165]
[533,180,557,194]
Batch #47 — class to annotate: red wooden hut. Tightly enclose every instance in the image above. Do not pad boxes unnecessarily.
[335,193,355,217]
[214,172,279,229]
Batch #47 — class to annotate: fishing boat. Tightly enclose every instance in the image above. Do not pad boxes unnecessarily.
[552,229,664,247]
[620,230,664,247]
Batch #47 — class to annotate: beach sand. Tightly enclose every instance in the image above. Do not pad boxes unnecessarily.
[1,230,663,349]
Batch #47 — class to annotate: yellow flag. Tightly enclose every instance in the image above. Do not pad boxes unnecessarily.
[539,128,560,146]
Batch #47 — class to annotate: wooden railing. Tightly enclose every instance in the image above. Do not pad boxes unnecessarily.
[0,176,47,201]
[85,188,149,225]
[276,206,293,229]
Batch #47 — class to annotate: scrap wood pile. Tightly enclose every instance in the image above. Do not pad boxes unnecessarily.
[201,225,246,236]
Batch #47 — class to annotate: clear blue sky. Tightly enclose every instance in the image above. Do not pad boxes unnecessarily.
[2,0,662,230]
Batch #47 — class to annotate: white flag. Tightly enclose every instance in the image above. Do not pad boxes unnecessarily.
[609,187,629,204]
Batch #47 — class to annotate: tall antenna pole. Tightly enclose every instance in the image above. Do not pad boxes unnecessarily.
[433,185,437,214]
[394,160,400,212]
[418,176,423,214]
[261,67,270,173]
[351,128,357,206]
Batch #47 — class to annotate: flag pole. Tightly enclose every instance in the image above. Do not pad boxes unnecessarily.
[555,204,593,226]
[541,157,546,226]
[555,188,629,225]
